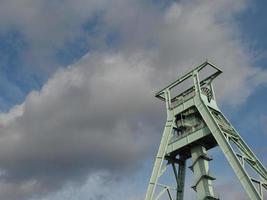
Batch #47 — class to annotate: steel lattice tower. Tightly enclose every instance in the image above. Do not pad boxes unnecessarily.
[145,61,267,200]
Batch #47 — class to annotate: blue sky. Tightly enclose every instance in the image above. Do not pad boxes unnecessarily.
[0,0,266,199]
[1,0,265,111]
[236,0,267,65]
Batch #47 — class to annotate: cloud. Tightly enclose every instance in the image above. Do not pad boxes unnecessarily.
[0,53,159,199]
[0,0,265,103]
[0,0,109,74]
[100,0,266,105]
[216,182,249,200]
[260,115,267,135]
[36,171,145,200]
[0,0,266,199]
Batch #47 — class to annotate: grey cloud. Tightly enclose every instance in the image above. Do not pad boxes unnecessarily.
[102,0,266,104]
[0,0,109,73]
[0,0,266,200]
[0,53,160,199]
[0,0,265,104]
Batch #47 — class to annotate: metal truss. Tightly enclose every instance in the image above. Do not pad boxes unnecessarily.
[145,61,267,200]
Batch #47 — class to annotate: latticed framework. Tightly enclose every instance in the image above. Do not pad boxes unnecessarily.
[145,61,267,200]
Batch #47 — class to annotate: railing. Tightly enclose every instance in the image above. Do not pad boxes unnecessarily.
[169,122,207,145]
[171,90,196,108]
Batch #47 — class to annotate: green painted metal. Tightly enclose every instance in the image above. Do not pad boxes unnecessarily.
[145,90,176,200]
[176,158,186,200]
[145,61,267,200]
[190,145,217,200]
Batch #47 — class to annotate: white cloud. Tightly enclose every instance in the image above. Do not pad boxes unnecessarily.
[0,0,266,199]
[0,52,159,199]
[0,0,109,73]
[37,171,145,200]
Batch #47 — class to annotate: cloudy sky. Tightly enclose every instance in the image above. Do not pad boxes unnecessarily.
[0,0,266,199]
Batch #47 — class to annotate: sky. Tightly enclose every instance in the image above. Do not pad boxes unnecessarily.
[0,0,266,199]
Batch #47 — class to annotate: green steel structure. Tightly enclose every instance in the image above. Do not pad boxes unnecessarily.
[145,61,267,200]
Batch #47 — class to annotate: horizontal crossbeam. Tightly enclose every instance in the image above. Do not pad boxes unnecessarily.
[155,61,222,101]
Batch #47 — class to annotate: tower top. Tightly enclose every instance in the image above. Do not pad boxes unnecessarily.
[155,61,222,102]
[145,61,267,200]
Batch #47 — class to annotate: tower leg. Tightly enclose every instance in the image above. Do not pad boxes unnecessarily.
[145,118,175,200]
[176,159,186,200]
[190,145,217,200]
[193,68,267,199]
[196,101,265,199]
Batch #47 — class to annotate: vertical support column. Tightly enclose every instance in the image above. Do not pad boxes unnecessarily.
[171,158,186,200]
[190,145,217,200]
[177,159,186,200]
